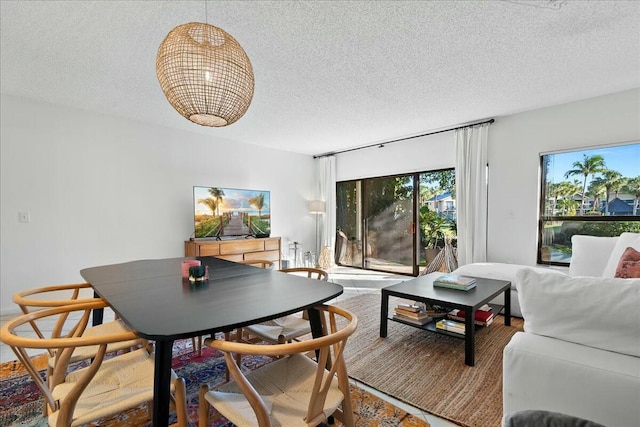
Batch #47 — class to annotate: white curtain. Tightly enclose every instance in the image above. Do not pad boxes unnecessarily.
[455,124,489,266]
[318,156,336,265]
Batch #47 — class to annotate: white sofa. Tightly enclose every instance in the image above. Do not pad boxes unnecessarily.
[498,233,640,426]
[451,233,623,318]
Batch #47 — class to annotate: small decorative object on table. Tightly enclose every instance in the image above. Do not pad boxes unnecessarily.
[188,265,208,282]
[433,274,476,291]
[181,260,202,279]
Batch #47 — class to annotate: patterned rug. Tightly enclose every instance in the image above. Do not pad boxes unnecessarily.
[0,337,428,427]
[335,293,525,427]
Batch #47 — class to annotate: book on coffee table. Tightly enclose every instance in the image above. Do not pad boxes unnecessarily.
[393,313,433,325]
[395,303,422,313]
[433,274,476,291]
[435,319,465,334]
[394,304,433,324]
[448,308,494,326]
[395,307,430,319]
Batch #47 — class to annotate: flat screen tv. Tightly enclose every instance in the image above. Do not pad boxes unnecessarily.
[193,186,271,239]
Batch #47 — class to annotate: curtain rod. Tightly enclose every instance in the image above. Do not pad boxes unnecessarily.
[313,118,495,159]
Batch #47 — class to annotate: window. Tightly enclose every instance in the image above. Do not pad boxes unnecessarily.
[336,168,456,275]
[538,142,640,265]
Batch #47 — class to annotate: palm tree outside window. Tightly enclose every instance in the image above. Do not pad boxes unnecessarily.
[538,142,640,265]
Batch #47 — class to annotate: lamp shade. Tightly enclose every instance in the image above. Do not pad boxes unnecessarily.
[309,200,326,214]
[156,22,254,127]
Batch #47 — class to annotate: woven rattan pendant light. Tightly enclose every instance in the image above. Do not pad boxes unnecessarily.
[156,22,254,127]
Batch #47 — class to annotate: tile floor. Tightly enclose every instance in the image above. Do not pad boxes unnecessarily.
[0,266,457,427]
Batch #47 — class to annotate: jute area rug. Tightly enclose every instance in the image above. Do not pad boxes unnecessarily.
[335,293,524,427]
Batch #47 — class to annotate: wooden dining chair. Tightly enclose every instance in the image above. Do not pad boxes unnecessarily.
[13,282,145,355]
[224,267,329,382]
[13,282,146,407]
[198,304,357,427]
[0,299,188,427]
[243,267,329,344]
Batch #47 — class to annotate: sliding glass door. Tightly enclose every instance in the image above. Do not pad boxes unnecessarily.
[336,173,416,275]
[362,175,415,273]
[336,168,456,276]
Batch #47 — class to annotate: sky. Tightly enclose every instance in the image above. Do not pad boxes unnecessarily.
[546,143,639,185]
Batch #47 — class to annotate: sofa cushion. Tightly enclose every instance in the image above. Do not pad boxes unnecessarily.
[616,247,640,278]
[569,235,618,277]
[603,232,640,278]
[516,268,640,357]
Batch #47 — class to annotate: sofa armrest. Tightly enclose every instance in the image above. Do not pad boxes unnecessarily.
[503,332,640,427]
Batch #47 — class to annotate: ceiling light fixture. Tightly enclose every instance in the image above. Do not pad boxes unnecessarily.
[156,20,254,127]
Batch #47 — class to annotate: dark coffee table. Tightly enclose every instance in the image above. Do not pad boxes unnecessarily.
[380,272,511,366]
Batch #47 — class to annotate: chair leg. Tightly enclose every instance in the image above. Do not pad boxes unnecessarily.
[191,336,204,356]
[172,377,188,427]
[43,365,53,416]
[337,369,354,427]
[198,384,210,427]
[147,399,154,420]
[224,329,243,382]
[224,331,231,382]
[235,327,243,368]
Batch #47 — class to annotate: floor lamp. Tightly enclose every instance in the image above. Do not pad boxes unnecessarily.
[308,200,326,264]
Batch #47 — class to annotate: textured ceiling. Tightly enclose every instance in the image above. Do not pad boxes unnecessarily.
[1,1,639,156]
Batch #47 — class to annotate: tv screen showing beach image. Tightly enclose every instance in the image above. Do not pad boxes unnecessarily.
[194,186,271,239]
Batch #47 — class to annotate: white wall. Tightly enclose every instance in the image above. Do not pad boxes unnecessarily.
[335,89,640,266]
[0,95,317,313]
[336,131,454,181]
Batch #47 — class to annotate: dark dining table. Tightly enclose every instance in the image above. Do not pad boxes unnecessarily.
[80,256,344,427]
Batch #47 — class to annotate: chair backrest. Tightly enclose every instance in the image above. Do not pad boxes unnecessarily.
[0,300,140,419]
[280,267,329,281]
[237,259,274,269]
[14,282,97,310]
[13,283,100,356]
[204,304,357,426]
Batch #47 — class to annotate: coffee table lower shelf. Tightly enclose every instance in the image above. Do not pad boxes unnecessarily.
[388,303,504,339]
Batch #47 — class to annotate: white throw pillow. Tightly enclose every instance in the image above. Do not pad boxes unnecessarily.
[569,235,618,277]
[602,232,640,278]
[516,268,640,357]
